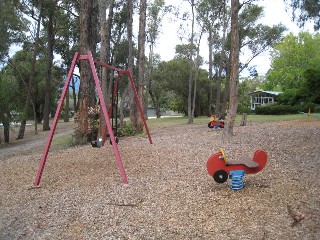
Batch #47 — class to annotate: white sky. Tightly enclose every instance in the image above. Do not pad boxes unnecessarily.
[150,0,315,77]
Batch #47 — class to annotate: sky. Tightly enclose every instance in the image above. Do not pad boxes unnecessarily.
[150,0,315,77]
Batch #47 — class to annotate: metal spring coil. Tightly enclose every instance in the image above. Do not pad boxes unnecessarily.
[229,170,246,190]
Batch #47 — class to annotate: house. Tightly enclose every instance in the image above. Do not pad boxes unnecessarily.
[249,90,283,110]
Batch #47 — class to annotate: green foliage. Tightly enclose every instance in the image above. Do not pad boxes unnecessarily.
[285,0,320,30]
[304,68,320,103]
[255,104,300,115]
[0,1,27,62]
[151,58,209,115]
[237,104,252,114]
[266,32,320,91]
[255,102,319,115]
[277,89,307,105]
[299,102,319,113]
[314,105,320,113]
[117,122,136,137]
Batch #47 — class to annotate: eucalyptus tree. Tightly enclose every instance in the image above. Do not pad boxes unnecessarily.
[125,0,137,129]
[136,0,147,130]
[224,0,240,136]
[98,0,113,137]
[0,0,26,62]
[42,0,58,130]
[76,0,99,143]
[186,0,196,124]
[54,0,80,117]
[197,0,229,116]
[0,69,20,142]
[285,0,320,30]
[238,4,287,73]
[147,0,170,118]
[16,0,43,139]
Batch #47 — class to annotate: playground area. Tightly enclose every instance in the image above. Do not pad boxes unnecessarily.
[1,118,319,239]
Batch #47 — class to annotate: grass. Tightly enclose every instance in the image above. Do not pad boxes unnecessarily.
[51,134,74,149]
[49,114,319,144]
[146,114,320,128]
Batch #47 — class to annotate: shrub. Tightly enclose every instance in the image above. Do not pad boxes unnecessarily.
[314,105,320,113]
[117,122,136,137]
[299,102,318,113]
[237,104,252,114]
[255,104,300,115]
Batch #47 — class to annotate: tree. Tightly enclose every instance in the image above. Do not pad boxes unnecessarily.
[125,0,137,129]
[197,0,229,116]
[137,0,147,130]
[98,0,113,138]
[76,0,98,143]
[187,0,196,124]
[224,0,240,136]
[43,0,57,131]
[0,0,26,62]
[238,4,287,72]
[0,70,20,142]
[304,68,320,104]
[147,0,169,118]
[17,0,43,139]
[285,0,320,30]
[264,32,320,103]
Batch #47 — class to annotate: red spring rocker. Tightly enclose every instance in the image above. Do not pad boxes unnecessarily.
[208,115,224,128]
[206,148,267,184]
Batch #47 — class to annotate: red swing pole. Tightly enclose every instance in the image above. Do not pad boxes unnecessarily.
[126,70,153,144]
[102,71,120,146]
[34,52,80,187]
[87,51,128,184]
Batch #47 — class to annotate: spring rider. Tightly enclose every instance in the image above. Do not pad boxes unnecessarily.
[206,148,267,190]
[208,115,224,129]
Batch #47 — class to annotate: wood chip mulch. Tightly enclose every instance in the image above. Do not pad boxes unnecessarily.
[1,119,319,239]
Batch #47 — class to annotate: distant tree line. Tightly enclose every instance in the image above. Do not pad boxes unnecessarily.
[0,0,318,143]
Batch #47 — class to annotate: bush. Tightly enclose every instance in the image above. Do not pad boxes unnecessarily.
[255,104,300,115]
[299,102,318,113]
[117,122,136,137]
[315,105,320,113]
[237,104,252,114]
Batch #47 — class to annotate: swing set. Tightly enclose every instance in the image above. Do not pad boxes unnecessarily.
[34,51,152,187]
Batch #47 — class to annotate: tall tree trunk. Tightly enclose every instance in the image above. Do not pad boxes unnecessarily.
[208,29,213,117]
[77,0,98,143]
[137,0,147,131]
[191,30,203,118]
[99,0,112,137]
[126,0,137,129]
[1,112,10,143]
[64,86,70,122]
[215,5,228,116]
[148,44,161,118]
[187,0,195,124]
[44,3,55,129]
[225,0,240,136]
[17,3,42,139]
[72,75,77,112]
[220,67,230,119]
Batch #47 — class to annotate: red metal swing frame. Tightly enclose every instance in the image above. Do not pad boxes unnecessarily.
[34,51,152,187]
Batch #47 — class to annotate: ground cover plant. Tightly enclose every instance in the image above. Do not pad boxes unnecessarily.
[0,115,319,239]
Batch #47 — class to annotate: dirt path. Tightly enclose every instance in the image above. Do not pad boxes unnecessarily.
[0,120,75,161]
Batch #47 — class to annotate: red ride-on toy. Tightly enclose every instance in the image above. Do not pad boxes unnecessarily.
[206,148,267,184]
[208,115,224,129]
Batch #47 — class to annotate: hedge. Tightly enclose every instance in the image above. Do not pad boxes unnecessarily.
[255,104,300,115]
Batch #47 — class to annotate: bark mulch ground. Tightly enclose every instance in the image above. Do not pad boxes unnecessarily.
[0,119,319,239]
